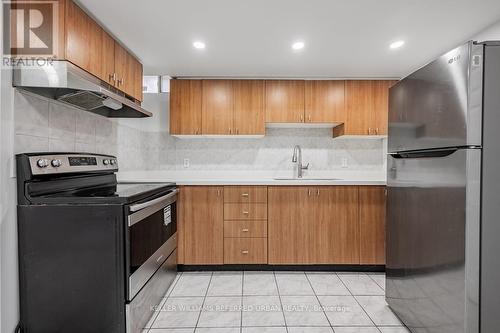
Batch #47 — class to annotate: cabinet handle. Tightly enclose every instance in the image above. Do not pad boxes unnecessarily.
[241,250,249,255]
[242,228,249,232]
[317,189,320,196]
[376,128,379,135]
[241,193,249,197]
[308,189,311,197]
[117,78,124,86]
[300,114,304,122]
[242,211,249,215]
[308,114,311,122]
[217,189,221,197]
[109,73,116,83]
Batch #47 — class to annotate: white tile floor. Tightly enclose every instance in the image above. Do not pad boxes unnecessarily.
[144,271,410,333]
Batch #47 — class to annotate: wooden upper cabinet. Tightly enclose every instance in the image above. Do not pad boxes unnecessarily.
[305,81,345,123]
[65,0,91,71]
[64,0,143,101]
[359,186,386,265]
[372,80,397,135]
[265,80,305,123]
[180,186,224,265]
[101,31,115,85]
[345,80,395,135]
[202,80,234,135]
[170,80,202,135]
[233,80,265,135]
[133,58,144,102]
[345,81,373,135]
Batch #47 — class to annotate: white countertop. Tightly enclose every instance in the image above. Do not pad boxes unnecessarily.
[117,170,386,186]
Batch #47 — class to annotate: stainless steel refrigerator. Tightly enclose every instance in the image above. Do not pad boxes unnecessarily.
[387,41,500,333]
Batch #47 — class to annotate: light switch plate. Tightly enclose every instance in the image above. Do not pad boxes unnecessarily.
[183,158,190,168]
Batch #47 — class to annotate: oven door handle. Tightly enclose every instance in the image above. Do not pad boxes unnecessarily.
[129,189,179,212]
[128,189,178,227]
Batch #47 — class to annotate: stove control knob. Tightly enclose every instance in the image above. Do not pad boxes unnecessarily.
[51,159,62,168]
[103,159,110,165]
[110,159,116,165]
[36,159,49,168]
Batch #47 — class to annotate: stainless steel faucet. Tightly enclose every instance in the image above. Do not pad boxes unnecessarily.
[292,145,309,178]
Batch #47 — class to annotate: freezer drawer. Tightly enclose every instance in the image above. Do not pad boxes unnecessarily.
[386,148,480,333]
[388,42,483,153]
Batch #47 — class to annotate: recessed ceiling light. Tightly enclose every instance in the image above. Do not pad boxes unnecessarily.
[292,41,305,50]
[193,41,206,49]
[390,40,405,50]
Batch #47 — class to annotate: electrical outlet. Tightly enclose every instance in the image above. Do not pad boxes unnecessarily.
[341,157,348,168]
[183,158,190,168]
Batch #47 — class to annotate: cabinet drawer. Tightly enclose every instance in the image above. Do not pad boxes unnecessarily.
[224,238,268,264]
[224,220,268,238]
[224,203,267,220]
[224,186,268,203]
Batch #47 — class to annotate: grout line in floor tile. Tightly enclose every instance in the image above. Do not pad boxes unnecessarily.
[273,271,289,333]
[304,272,333,329]
[194,271,214,329]
[366,273,385,291]
[336,272,378,328]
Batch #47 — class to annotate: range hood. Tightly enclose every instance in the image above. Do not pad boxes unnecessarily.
[12,60,152,118]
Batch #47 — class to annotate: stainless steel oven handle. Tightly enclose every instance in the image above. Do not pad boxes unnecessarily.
[129,189,179,212]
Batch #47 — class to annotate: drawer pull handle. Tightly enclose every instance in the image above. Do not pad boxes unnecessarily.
[242,211,249,214]
[241,250,249,254]
[156,255,164,263]
[241,193,249,197]
[242,228,249,232]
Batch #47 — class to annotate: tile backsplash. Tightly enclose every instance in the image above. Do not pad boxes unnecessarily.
[13,90,385,173]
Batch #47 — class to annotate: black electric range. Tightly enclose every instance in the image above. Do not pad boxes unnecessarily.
[16,153,178,333]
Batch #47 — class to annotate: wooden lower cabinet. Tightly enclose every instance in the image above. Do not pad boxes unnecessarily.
[178,186,224,265]
[268,186,360,264]
[224,238,268,264]
[359,186,386,264]
[179,185,386,266]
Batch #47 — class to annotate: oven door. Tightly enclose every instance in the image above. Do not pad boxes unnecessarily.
[126,188,178,301]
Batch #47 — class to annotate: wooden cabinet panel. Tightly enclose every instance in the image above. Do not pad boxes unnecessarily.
[345,81,373,135]
[359,186,386,265]
[224,186,268,203]
[224,238,268,264]
[170,80,202,135]
[180,186,224,264]
[268,186,359,264]
[233,80,265,135]
[224,220,268,238]
[268,186,311,264]
[101,31,115,85]
[122,52,137,98]
[372,80,397,135]
[113,41,128,91]
[313,186,359,264]
[133,58,143,101]
[65,0,90,71]
[88,22,103,81]
[202,80,234,135]
[345,80,395,135]
[305,81,345,123]
[224,203,267,220]
[265,80,305,123]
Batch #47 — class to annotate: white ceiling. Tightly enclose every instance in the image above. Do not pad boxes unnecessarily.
[78,0,500,78]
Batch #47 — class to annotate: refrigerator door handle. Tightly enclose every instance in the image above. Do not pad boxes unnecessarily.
[389,148,458,159]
